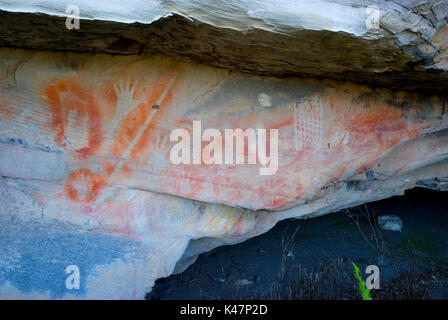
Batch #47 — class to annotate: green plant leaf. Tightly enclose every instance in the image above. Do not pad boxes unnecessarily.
[352,262,372,300]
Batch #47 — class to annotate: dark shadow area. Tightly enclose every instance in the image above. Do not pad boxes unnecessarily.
[148,188,448,300]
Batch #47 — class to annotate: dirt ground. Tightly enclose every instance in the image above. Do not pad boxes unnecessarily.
[148,188,448,300]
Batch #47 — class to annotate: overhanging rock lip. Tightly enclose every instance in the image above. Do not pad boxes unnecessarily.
[0,0,380,35]
[0,2,447,94]
[0,0,166,24]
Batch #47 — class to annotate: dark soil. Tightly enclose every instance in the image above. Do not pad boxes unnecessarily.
[147,188,448,300]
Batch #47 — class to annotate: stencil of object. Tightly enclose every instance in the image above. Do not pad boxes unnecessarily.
[293,99,323,151]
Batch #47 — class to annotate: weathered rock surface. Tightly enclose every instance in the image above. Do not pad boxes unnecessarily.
[0,0,447,299]
[0,47,447,298]
[0,0,448,93]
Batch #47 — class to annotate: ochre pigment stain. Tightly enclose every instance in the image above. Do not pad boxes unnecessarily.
[0,89,17,121]
[44,78,103,158]
[112,74,179,161]
[64,168,105,203]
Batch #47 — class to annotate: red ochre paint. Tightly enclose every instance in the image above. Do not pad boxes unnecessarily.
[44,79,103,158]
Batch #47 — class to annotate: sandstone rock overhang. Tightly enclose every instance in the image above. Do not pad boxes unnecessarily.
[0,0,447,94]
[0,0,447,300]
[1,47,447,299]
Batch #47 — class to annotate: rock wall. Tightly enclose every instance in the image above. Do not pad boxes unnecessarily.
[0,0,447,299]
[0,48,447,298]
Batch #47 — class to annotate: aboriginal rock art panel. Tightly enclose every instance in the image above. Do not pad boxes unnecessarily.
[42,72,180,206]
[106,73,178,185]
[2,54,443,214]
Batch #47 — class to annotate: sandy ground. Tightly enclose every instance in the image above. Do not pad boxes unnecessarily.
[148,188,448,300]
